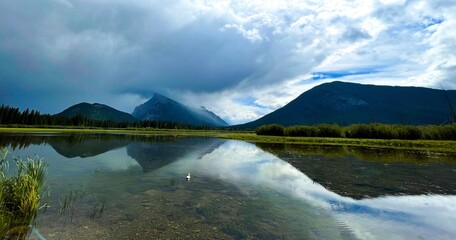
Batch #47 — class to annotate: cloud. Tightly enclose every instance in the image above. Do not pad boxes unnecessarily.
[222,24,263,43]
[168,75,317,125]
[341,27,371,43]
[0,0,455,124]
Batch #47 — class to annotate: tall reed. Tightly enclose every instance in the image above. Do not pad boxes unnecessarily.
[0,148,47,239]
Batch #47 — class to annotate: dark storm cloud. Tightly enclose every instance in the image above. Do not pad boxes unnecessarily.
[1,0,454,123]
[0,0,292,113]
[112,19,265,93]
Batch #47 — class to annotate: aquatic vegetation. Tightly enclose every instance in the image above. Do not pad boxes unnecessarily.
[58,186,86,215]
[89,201,105,219]
[169,178,177,186]
[0,147,47,239]
[58,185,107,223]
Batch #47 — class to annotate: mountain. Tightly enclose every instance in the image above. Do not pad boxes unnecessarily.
[132,93,228,127]
[237,81,456,129]
[56,102,137,122]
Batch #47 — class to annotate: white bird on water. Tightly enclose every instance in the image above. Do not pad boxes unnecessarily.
[186,173,191,182]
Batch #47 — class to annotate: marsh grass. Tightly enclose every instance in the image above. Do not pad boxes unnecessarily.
[58,185,107,223]
[89,201,105,219]
[0,148,48,239]
[58,186,86,223]
[169,178,178,186]
[221,133,456,153]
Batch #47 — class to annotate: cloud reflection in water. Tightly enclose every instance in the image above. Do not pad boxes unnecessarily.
[171,140,456,240]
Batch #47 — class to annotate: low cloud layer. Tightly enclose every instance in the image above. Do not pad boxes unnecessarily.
[1,0,455,124]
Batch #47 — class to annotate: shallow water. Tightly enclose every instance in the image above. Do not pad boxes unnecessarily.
[1,133,455,239]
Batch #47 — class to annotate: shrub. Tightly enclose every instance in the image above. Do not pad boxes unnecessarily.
[285,125,317,137]
[397,125,422,140]
[316,124,343,138]
[370,124,399,139]
[258,123,456,140]
[255,124,285,136]
[435,124,456,140]
[345,124,372,139]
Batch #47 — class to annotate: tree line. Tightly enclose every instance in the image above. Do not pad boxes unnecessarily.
[0,104,214,130]
[255,123,456,140]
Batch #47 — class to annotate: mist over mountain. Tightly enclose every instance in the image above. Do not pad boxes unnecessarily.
[132,93,228,127]
[56,102,137,122]
[236,81,456,129]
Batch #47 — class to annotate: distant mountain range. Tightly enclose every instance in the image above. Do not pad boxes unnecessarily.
[132,93,228,127]
[56,94,228,127]
[56,102,137,122]
[237,81,456,129]
[55,82,456,128]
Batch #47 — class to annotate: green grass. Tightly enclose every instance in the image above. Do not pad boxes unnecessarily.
[1,127,455,153]
[0,148,47,239]
[219,133,456,153]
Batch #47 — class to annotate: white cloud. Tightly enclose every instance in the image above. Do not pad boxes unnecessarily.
[1,0,455,123]
[222,24,263,43]
[168,75,319,125]
[379,0,407,6]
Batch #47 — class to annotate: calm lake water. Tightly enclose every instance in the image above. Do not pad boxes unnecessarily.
[1,133,455,239]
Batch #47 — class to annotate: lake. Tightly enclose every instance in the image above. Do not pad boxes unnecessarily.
[1,133,455,239]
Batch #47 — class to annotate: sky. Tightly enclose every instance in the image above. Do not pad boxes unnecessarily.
[1,0,455,125]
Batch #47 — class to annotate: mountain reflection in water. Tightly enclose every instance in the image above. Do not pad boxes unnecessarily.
[171,140,456,240]
[0,133,224,173]
[256,143,456,199]
[1,133,455,239]
[126,138,223,172]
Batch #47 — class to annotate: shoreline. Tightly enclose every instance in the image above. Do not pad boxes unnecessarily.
[218,133,456,153]
[1,127,456,153]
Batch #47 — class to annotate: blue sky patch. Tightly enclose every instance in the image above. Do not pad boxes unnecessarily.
[311,69,380,80]
[236,96,268,109]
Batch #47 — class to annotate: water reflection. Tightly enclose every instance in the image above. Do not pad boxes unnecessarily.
[256,143,456,198]
[127,138,223,172]
[0,133,224,173]
[51,137,129,158]
[170,140,456,239]
[1,133,455,239]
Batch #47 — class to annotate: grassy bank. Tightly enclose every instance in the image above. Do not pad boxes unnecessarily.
[219,133,456,153]
[1,127,455,153]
